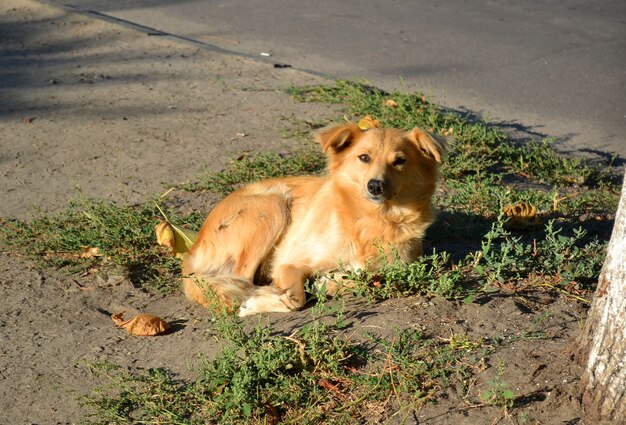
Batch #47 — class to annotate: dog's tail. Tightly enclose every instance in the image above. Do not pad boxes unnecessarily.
[182,274,292,317]
[182,273,254,308]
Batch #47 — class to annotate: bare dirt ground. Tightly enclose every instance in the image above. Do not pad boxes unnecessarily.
[0,1,604,424]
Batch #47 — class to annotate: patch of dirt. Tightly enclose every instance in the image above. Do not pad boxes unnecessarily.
[0,1,596,424]
[0,0,334,220]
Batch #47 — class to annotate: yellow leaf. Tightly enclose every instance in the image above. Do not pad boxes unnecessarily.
[155,221,176,249]
[357,115,380,131]
[112,311,171,336]
[503,202,541,230]
[80,246,101,258]
[441,127,455,136]
[155,220,197,258]
[44,246,102,260]
[154,204,198,258]
[382,99,398,108]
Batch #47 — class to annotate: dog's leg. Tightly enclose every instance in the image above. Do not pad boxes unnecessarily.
[182,275,211,307]
[183,188,291,309]
[273,264,308,311]
[237,264,308,316]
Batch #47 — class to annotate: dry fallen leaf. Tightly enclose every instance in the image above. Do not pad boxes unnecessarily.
[357,115,380,131]
[155,220,197,258]
[154,204,198,259]
[44,246,102,261]
[382,99,398,108]
[155,221,176,249]
[112,311,171,336]
[319,378,341,392]
[441,127,455,136]
[79,246,101,259]
[503,202,541,230]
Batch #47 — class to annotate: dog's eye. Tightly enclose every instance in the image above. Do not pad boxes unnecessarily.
[392,157,407,167]
[358,154,371,163]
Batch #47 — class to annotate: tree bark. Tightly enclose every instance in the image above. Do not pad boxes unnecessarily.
[577,171,626,422]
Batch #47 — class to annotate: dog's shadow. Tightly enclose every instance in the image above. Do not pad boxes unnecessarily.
[424,210,490,260]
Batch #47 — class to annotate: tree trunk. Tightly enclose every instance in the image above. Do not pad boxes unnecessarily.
[577,171,626,422]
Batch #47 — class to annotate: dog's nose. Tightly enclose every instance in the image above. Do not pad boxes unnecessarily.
[367,179,385,196]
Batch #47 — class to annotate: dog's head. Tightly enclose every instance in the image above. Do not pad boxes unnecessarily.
[316,122,446,205]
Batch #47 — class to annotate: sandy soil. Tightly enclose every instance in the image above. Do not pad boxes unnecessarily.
[0,1,603,424]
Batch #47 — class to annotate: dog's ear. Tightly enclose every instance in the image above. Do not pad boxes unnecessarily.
[409,128,447,163]
[316,123,361,154]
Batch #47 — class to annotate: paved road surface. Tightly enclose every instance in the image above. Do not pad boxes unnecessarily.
[49,0,626,158]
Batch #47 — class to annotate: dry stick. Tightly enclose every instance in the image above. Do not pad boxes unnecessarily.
[537,282,591,305]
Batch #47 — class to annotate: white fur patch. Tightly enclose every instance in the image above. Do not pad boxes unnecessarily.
[238,288,293,317]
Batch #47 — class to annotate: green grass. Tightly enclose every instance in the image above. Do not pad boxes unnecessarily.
[479,361,516,410]
[0,79,622,423]
[180,149,326,194]
[340,215,605,305]
[83,300,487,424]
[0,195,204,293]
[288,80,614,185]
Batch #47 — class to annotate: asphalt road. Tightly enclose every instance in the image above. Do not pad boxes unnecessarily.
[50,0,626,158]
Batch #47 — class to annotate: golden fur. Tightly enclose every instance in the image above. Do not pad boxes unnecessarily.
[182,122,446,316]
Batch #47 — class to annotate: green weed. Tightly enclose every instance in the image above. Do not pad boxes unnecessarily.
[289,80,615,185]
[499,138,597,185]
[338,215,605,304]
[180,149,325,194]
[480,362,516,410]
[0,195,203,293]
[83,300,485,424]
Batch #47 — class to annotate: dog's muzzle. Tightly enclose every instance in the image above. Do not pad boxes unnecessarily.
[367,179,385,196]
[366,178,391,202]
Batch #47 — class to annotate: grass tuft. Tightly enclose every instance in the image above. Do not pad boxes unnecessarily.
[83,301,486,424]
[0,195,204,293]
[180,149,326,194]
[342,216,605,304]
[289,80,614,185]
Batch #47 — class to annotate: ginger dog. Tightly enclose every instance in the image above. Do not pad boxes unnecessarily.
[182,121,445,316]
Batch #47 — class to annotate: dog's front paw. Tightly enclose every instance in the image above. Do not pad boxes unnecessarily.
[279,290,306,311]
